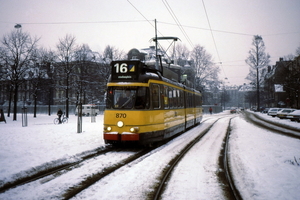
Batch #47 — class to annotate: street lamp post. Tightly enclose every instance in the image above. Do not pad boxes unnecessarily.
[65,56,69,118]
[256,67,260,112]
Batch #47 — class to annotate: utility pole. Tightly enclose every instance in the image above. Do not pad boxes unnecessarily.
[256,44,260,112]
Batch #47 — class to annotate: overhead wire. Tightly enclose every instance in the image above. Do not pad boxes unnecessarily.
[126,0,166,38]
[3,19,296,38]
[3,20,148,25]
[161,0,194,48]
[126,0,154,28]
[201,0,227,79]
[158,21,254,36]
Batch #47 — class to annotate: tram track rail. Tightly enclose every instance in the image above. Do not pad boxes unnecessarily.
[151,116,242,200]
[242,111,300,139]
[220,117,242,200]
[152,120,217,200]
[0,146,119,193]
[61,147,154,199]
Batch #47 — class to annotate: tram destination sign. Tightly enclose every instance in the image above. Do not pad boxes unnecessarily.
[111,61,140,81]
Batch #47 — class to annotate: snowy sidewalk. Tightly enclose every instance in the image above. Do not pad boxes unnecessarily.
[0,114,105,186]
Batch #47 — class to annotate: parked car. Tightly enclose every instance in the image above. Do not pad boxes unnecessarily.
[276,108,296,119]
[261,108,269,113]
[286,110,300,122]
[250,107,257,111]
[267,108,282,117]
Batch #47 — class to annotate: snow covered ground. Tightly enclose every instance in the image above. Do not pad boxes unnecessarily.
[162,117,231,199]
[0,114,104,187]
[230,116,300,200]
[0,111,300,199]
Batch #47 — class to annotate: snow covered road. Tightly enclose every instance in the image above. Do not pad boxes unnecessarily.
[162,117,232,199]
[1,111,300,199]
[73,118,224,199]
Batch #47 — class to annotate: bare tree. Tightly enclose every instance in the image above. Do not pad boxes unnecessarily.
[30,48,55,117]
[103,45,126,62]
[296,44,300,56]
[245,35,270,111]
[55,34,77,118]
[191,44,219,91]
[73,44,99,105]
[283,54,295,61]
[171,43,190,64]
[0,29,39,120]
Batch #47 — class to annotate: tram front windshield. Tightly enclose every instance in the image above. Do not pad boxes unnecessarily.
[106,86,149,109]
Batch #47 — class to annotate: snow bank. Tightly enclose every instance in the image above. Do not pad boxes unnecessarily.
[229,117,300,200]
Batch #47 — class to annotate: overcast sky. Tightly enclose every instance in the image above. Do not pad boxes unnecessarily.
[1,0,299,85]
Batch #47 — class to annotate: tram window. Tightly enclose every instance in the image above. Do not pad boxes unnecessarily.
[168,87,173,108]
[105,88,113,109]
[164,86,169,109]
[152,84,160,109]
[110,87,136,109]
[172,89,177,108]
[192,94,195,107]
[200,95,203,106]
[179,90,184,108]
[135,87,150,109]
[176,90,179,108]
[177,89,181,108]
[188,93,192,108]
[105,86,150,110]
[196,95,201,107]
[186,92,188,108]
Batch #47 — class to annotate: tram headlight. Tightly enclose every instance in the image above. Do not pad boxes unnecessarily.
[104,126,112,131]
[117,121,124,128]
[130,127,139,133]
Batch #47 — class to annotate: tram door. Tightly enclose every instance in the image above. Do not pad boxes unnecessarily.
[184,90,187,130]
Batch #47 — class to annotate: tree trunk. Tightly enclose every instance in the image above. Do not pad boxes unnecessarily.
[66,73,69,118]
[33,94,37,118]
[7,87,12,117]
[48,90,51,116]
[13,84,18,121]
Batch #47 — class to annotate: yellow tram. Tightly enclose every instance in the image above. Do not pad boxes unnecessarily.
[103,53,203,146]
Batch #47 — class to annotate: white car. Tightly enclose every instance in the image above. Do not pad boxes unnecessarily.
[286,110,300,122]
[276,108,296,119]
[75,104,99,116]
[267,108,282,117]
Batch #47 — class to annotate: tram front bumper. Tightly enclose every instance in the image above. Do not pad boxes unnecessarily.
[104,132,139,141]
[121,132,139,141]
[104,132,120,141]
